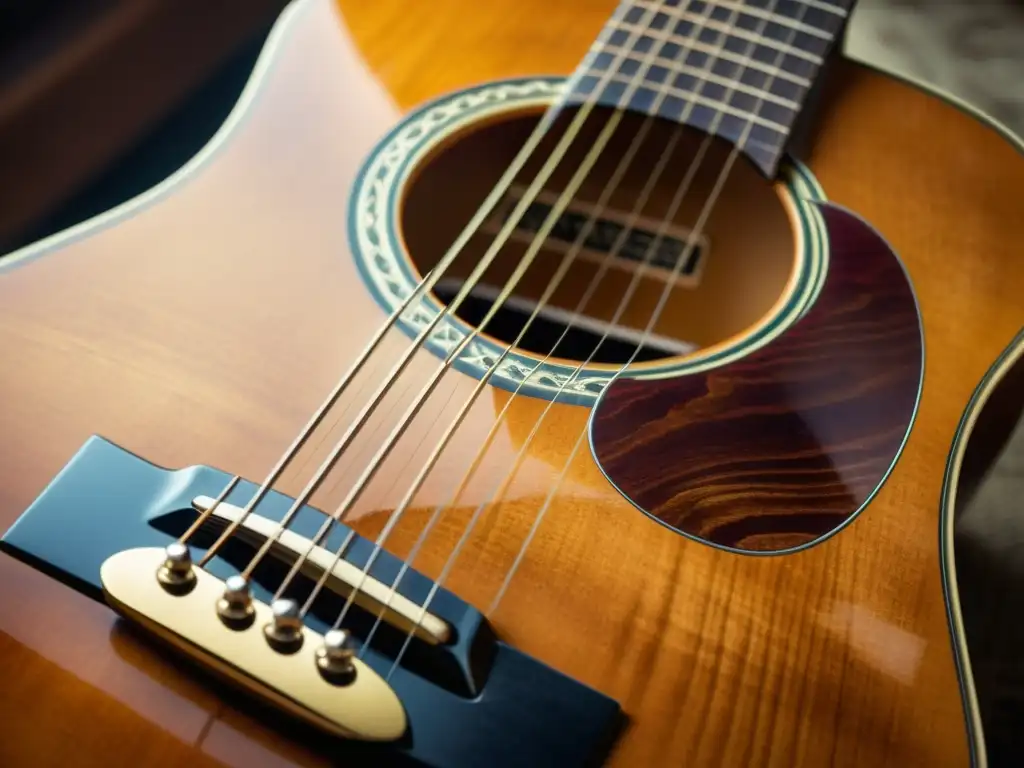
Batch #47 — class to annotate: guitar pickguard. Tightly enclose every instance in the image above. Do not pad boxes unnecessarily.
[589,203,924,554]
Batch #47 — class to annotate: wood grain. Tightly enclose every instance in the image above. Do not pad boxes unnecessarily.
[0,0,1021,766]
[590,203,923,552]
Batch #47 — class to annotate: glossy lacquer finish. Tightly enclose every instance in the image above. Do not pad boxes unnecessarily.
[944,329,1024,768]
[0,437,620,767]
[0,0,1023,766]
[591,204,923,552]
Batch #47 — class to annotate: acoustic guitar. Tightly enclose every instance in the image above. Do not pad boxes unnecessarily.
[0,0,1021,765]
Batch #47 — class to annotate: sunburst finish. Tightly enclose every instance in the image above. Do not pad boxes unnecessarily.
[0,1,1022,766]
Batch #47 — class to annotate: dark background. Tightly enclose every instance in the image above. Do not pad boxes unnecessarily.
[0,0,289,256]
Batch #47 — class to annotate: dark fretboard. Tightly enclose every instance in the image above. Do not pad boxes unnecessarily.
[565,0,855,176]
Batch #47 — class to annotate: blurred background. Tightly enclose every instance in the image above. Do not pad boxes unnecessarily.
[0,0,288,256]
[849,0,1023,132]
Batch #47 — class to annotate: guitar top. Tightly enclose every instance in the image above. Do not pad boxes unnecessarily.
[0,0,1022,766]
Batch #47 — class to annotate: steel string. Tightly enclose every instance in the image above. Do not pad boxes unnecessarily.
[384,0,818,678]
[183,283,425,551]
[268,0,697,608]
[181,1,636,559]
[320,0,735,640]
[353,121,690,652]
[484,0,817,616]
[226,0,681,582]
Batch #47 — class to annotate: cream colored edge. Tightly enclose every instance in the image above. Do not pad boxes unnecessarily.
[842,51,1024,154]
[1,4,1020,750]
[193,495,450,644]
[100,546,407,742]
[841,53,1024,768]
[939,337,1024,768]
[0,0,313,273]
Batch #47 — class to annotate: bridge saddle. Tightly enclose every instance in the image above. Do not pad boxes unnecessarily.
[100,546,407,742]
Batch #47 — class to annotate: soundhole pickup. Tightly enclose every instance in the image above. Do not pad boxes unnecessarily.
[433,278,696,364]
[488,184,710,283]
[100,547,407,742]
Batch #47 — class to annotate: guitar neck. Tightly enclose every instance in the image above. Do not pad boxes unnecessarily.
[567,0,856,176]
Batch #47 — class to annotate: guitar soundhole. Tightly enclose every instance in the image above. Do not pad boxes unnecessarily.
[399,104,801,367]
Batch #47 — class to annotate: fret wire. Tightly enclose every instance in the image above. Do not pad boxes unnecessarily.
[588,71,791,133]
[606,20,812,87]
[789,0,849,18]
[590,47,802,109]
[573,0,650,89]
[704,0,835,40]
[732,0,822,160]
[627,0,851,24]
[643,3,824,65]
[748,133,785,155]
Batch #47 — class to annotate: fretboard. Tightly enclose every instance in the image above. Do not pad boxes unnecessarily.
[565,0,855,176]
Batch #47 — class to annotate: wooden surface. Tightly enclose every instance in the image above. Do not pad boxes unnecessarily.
[592,204,923,552]
[0,0,1022,765]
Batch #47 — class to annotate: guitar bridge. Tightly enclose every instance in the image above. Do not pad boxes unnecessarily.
[189,495,451,645]
[0,437,623,767]
[100,546,407,741]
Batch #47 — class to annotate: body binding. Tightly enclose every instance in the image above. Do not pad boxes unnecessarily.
[0,1,1021,766]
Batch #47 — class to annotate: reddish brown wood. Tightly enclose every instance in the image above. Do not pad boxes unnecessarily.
[591,204,923,552]
[0,0,1020,765]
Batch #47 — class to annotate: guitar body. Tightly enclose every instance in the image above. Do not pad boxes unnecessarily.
[0,0,1022,765]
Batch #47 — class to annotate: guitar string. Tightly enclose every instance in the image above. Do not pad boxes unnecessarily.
[285,0,730,619]
[181,280,422,550]
[284,354,391,500]
[314,364,416,506]
[483,0,815,617]
[268,0,706,609]
[225,0,679,581]
[266,372,461,580]
[310,325,471,512]
[179,0,843,552]
[184,0,648,565]
[350,118,694,651]
[320,0,750,639]
[177,281,426,545]
[289,352,408,513]
[316,344,457,518]
[288,291,470,506]
[376,1,770,656]
[384,0,815,677]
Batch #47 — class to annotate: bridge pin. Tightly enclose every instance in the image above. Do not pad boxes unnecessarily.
[216,574,255,630]
[315,629,357,686]
[264,598,304,654]
[156,542,195,594]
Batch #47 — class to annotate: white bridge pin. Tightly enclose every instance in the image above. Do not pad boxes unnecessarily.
[156,542,195,594]
[315,629,357,686]
[264,598,304,654]
[217,574,255,630]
